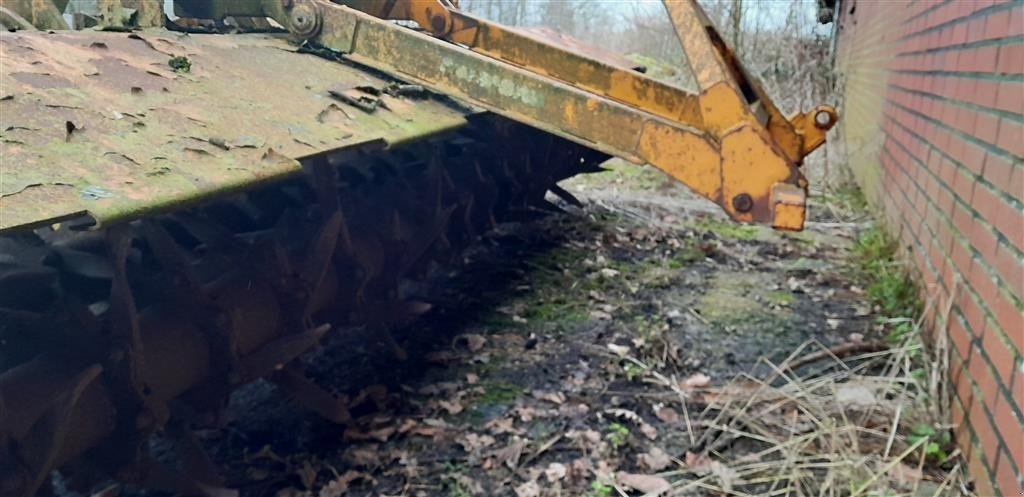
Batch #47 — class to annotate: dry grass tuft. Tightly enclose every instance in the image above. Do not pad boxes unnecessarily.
[630,327,970,497]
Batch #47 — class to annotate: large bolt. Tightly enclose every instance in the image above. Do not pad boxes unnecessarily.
[288,3,321,38]
[732,193,753,213]
[430,13,448,34]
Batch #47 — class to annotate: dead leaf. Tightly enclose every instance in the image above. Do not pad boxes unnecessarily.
[454,333,487,352]
[682,373,711,391]
[638,447,672,472]
[544,462,567,482]
[343,425,396,443]
[438,399,464,415]
[684,451,709,469]
[607,343,630,357]
[889,462,924,486]
[835,379,878,409]
[516,406,536,422]
[514,481,540,497]
[640,423,658,440]
[297,461,317,490]
[655,406,679,424]
[532,390,566,405]
[343,446,381,467]
[488,438,526,470]
[616,472,670,495]
[317,470,367,497]
[458,433,496,454]
[485,417,519,435]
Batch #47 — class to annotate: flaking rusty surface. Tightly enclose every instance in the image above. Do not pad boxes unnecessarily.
[0,30,472,232]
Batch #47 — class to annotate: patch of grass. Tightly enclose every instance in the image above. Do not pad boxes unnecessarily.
[851,223,920,319]
[564,159,672,191]
[668,242,705,268]
[765,290,795,306]
[441,463,472,497]
[586,480,614,497]
[605,422,630,450]
[822,182,869,214]
[476,380,523,405]
[691,217,761,241]
[168,55,191,73]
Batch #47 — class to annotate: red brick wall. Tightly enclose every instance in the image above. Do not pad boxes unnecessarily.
[834,1,1022,494]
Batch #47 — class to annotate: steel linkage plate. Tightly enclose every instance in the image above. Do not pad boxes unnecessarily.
[0,30,473,232]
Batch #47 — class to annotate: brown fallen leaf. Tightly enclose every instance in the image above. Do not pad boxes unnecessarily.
[343,425,396,443]
[532,390,566,405]
[640,423,658,440]
[655,406,679,424]
[488,437,526,470]
[514,481,540,497]
[343,446,381,467]
[544,462,567,482]
[889,462,924,486]
[318,470,370,497]
[638,447,672,472]
[682,372,711,391]
[438,399,464,415]
[297,461,318,490]
[454,333,487,352]
[616,472,670,495]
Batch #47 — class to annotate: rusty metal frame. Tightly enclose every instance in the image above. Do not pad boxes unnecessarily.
[273,0,836,230]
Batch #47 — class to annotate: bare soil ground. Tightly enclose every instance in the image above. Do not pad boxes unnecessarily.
[93,163,968,497]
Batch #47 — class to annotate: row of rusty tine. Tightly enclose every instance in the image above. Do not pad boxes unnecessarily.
[0,120,609,496]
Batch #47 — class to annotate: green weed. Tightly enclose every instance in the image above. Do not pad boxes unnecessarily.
[691,217,761,240]
[586,480,614,497]
[851,223,920,320]
[605,422,630,450]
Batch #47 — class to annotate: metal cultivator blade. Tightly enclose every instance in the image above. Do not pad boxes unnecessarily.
[0,118,608,496]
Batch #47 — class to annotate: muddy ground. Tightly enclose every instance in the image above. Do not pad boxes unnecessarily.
[80,163,965,496]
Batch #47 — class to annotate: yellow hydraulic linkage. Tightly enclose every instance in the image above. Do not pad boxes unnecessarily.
[202,0,836,230]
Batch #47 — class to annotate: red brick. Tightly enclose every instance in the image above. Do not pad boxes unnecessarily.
[994,456,1021,495]
[974,184,1001,221]
[953,314,977,366]
[952,168,977,203]
[951,393,974,458]
[969,390,1002,468]
[983,323,1019,389]
[965,16,985,41]
[983,153,1014,190]
[984,10,1014,40]
[997,44,1024,77]
[973,221,1001,260]
[975,112,1000,145]
[996,118,1024,157]
[1014,368,1024,413]
[993,197,1024,252]
[973,80,1000,108]
[974,45,1001,73]
[962,142,987,176]
[968,455,997,497]
[1012,6,1024,37]
[962,289,990,337]
[992,242,1024,301]
[995,81,1023,114]
[992,291,1023,344]
[1009,167,1023,203]
[971,260,1002,308]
